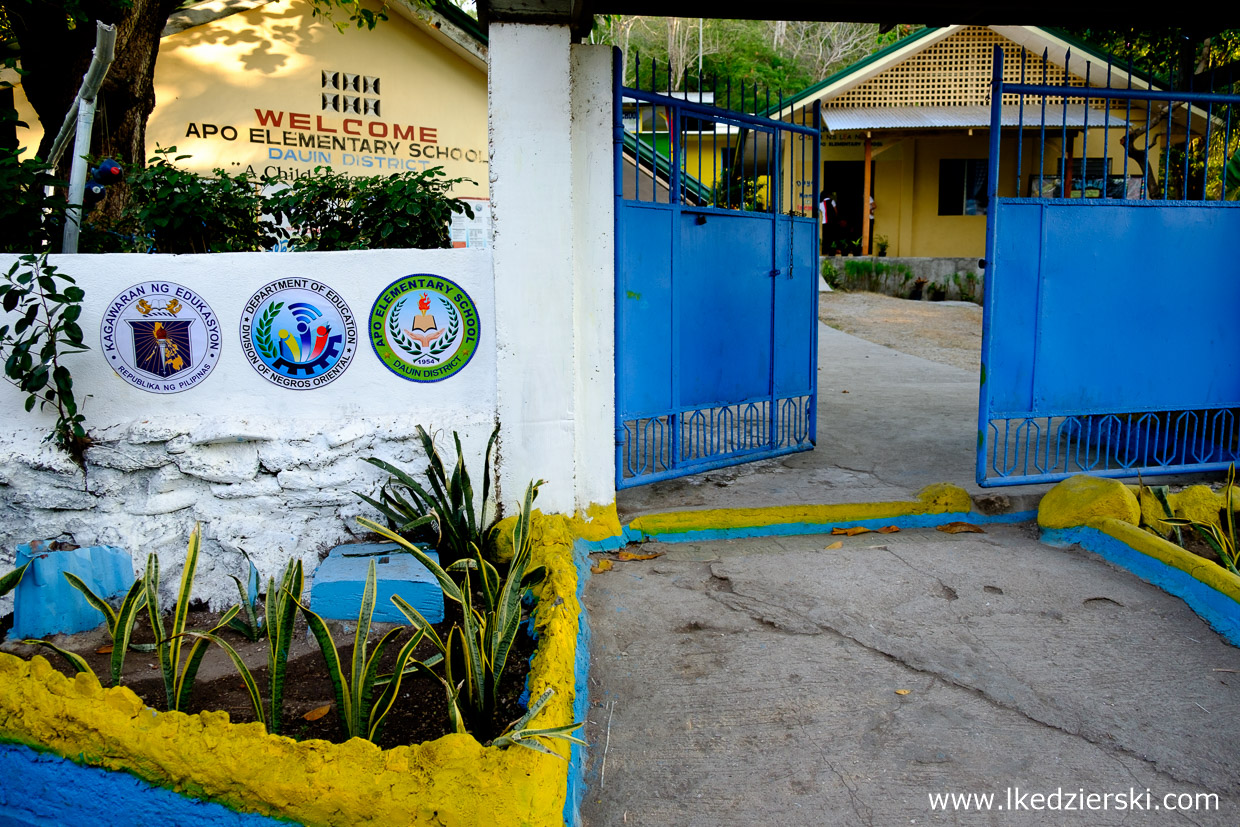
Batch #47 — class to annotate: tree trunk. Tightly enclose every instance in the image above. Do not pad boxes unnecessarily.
[9,0,178,223]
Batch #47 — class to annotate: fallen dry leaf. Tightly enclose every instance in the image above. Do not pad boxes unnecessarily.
[617,550,663,562]
[591,559,614,573]
[878,526,900,534]
[895,689,911,696]
[824,541,844,550]
[96,644,114,654]
[831,526,872,536]
[937,522,986,534]
[303,705,331,722]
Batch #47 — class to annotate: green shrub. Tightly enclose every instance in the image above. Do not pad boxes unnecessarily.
[266,166,474,250]
[0,150,69,253]
[103,148,267,254]
[358,423,501,568]
[0,254,91,463]
[295,558,427,742]
[365,479,579,748]
[820,258,838,288]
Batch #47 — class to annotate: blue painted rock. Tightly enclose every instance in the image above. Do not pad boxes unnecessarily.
[12,542,134,639]
[310,542,445,624]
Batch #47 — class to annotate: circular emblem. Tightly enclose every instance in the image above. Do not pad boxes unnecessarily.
[99,281,221,393]
[240,279,357,389]
[369,274,480,382]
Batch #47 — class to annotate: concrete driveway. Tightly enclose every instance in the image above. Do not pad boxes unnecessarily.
[580,523,1240,825]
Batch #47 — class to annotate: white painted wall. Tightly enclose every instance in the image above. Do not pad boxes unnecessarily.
[0,249,496,610]
[0,29,624,615]
[570,44,618,512]
[489,25,616,514]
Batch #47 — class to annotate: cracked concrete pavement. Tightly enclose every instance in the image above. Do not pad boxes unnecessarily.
[580,523,1240,825]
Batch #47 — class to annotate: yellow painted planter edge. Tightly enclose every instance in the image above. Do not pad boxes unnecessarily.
[0,510,602,827]
[1086,516,1240,605]
[627,483,974,534]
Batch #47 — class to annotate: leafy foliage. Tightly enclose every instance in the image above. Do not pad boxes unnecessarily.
[21,638,95,676]
[145,525,234,712]
[0,561,29,599]
[0,254,90,463]
[358,423,500,567]
[1164,465,1240,576]
[145,557,305,735]
[0,150,70,253]
[62,572,149,686]
[225,552,263,642]
[266,166,474,251]
[102,148,268,254]
[365,478,552,743]
[490,687,586,756]
[598,17,905,106]
[295,558,428,742]
[262,558,305,734]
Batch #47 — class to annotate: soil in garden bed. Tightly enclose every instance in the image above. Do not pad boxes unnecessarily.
[0,599,537,750]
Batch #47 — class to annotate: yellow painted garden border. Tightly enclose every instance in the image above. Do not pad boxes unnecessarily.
[0,509,620,826]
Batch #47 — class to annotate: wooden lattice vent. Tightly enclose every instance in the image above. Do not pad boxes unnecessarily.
[824,27,1099,110]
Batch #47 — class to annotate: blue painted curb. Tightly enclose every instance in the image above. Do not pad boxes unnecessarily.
[1043,526,1240,646]
[0,743,293,826]
[622,509,1037,544]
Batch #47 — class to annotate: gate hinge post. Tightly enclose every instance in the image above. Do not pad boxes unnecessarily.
[614,426,625,446]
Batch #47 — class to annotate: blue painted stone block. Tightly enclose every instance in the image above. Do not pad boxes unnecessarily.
[310,542,444,624]
[11,542,133,640]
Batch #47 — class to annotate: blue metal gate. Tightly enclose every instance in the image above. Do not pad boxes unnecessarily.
[979,45,1240,486]
[615,56,821,488]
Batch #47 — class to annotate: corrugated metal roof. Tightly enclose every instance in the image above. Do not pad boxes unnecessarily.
[821,104,1131,132]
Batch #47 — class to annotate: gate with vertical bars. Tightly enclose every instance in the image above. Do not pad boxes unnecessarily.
[979,44,1240,486]
[614,52,821,489]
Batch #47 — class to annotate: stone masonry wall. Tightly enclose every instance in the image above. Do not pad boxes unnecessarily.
[0,411,498,614]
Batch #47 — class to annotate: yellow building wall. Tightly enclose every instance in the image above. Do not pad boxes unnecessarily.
[679,133,726,189]
[908,135,992,257]
[14,0,488,199]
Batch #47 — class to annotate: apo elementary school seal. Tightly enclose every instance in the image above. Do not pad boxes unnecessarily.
[369,274,480,382]
[100,281,221,393]
[240,279,357,389]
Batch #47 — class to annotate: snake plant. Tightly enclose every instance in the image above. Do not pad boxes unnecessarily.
[364,478,552,741]
[295,558,428,742]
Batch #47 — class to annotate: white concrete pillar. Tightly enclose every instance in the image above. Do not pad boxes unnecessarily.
[569,43,616,513]
[489,25,615,514]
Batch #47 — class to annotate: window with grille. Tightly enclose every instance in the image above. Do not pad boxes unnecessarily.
[939,159,989,215]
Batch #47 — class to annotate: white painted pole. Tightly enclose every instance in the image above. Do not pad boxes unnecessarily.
[48,23,116,168]
[51,22,117,254]
[61,100,97,254]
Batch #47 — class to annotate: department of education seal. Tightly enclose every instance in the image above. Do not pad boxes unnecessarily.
[100,281,221,393]
[240,279,357,389]
[369,274,480,382]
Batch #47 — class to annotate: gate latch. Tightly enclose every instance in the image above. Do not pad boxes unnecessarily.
[769,268,781,278]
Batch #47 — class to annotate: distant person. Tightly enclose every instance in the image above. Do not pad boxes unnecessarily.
[821,192,838,250]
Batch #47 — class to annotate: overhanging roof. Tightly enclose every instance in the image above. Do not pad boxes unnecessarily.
[164,0,488,70]
[770,25,1161,119]
[822,104,1132,132]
